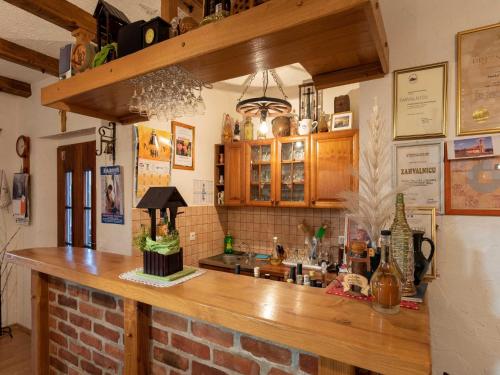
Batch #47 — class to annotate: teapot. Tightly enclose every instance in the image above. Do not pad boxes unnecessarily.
[412,230,435,285]
[298,119,318,135]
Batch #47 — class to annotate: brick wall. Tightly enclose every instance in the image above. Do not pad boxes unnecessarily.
[48,277,319,375]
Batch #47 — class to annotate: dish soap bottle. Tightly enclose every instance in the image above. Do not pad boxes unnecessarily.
[224,232,234,254]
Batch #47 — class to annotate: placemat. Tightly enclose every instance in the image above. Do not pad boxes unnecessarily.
[119,266,206,288]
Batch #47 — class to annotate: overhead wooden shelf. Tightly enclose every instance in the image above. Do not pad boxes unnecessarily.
[41,0,388,124]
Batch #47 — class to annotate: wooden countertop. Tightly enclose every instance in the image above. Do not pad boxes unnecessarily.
[8,247,431,375]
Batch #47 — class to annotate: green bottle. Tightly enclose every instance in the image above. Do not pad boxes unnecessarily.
[224,232,233,254]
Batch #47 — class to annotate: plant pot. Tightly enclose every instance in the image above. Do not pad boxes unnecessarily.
[143,248,183,277]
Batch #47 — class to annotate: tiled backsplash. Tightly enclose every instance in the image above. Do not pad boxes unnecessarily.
[132,206,343,266]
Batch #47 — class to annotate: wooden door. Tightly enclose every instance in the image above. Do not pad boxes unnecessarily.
[275,135,310,207]
[245,140,276,206]
[57,141,96,248]
[310,130,358,208]
[224,142,245,206]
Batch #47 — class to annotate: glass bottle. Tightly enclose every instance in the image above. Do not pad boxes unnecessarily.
[390,193,416,296]
[224,232,233,254]
[270,236,282,265]
[243,117,253,140]
[370,230,402,314]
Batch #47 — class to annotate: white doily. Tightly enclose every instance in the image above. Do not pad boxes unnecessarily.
[119,267,206,288]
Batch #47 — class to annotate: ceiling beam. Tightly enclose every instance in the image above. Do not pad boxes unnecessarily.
[3,0,96,36]
[0,38,59,77]
[0,76,31,98]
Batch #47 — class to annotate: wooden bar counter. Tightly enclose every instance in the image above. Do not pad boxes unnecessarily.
[7,247,431,375]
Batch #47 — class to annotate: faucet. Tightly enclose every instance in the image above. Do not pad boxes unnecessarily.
[240,241,254,264]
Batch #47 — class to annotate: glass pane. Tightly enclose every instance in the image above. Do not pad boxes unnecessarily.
[251,146,260,163]
[260,164,271,184]
[83,170,92,248]
[281,164,292,185]
[251,165,259,184]
[261,184,271,201]
[293,141,305,161]
[261,145,271,162]
[281,184,292,201]
[65,171,72,207]
[293,184,305,202]
[84,209,92,248]
[84,170,91,207]
[250,185,259,201]
[293,162,305,184]
[281,143,293,161]
[65,208,72,245]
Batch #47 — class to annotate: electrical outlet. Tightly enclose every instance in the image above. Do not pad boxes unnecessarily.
[189,232,196,241]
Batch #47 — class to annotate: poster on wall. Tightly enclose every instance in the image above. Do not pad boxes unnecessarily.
[133,124,172,206]
[394,141,443,212]
[172,121,195,170]
[193,179,213,205]
[101,166,124,224]
[12,173,29,225]
[446,135,500,160]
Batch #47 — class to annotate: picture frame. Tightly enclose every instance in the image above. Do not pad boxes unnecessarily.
[172,121,195,171]
[393,141,443,213]
[405,207,438,280]
[331,111,353,131]
[393,62,448,140]
[444,143,500,216]
[457,23,500,136]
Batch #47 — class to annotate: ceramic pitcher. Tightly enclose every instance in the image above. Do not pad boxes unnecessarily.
[298,119,318,135]
[412,230,435,285]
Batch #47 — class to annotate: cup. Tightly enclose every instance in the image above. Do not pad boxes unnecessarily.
[298,119,318,135]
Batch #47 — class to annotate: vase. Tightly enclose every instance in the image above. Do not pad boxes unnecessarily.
[413,230,435,285]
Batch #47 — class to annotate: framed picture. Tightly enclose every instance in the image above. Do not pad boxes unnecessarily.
[393,141,443,213]
[172,121,195,170]
[393,62,448,140]
[444,144,500,216]
[405,207,438,280]
[457,23,500,136]
[331,111,353,131]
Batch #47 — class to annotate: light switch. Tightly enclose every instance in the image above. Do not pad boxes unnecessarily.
[189,232,196,241]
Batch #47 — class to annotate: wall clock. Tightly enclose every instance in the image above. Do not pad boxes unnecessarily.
[16,135,30,173]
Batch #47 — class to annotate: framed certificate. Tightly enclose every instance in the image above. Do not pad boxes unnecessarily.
[393,62,448,140]
[457,23,500,136]
[393,141,443,213]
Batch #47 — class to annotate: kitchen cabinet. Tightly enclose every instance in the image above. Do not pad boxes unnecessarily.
[245,140,276,206]
[310,130,359,208]
[224,142,245,206]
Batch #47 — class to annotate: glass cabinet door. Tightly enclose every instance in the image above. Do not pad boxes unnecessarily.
[276,136,309,207]
[246,141,275,205]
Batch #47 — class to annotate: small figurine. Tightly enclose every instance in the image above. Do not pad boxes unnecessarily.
[233,121,241,141]
[222,114,233,143]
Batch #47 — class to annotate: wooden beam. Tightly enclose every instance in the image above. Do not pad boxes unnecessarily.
[0,38,59,77]
[161,0,178,22]
[0,76,31,98]
[31,270,49,375]
[123,299,151,375]
[312,62,385,90]
[3,0,96,36]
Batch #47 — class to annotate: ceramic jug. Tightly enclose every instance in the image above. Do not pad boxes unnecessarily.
[412,230,435,285]
[298,119,318,135]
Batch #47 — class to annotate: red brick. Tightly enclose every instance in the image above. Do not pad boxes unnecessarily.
[48,291,56,302]
[69,312,91,331]
[93,351,119,372]
[268,368,293,375]
[152,310,188,332]
[80,301,104,319]
[48,276,66,292]
[49,356,67,373]
[58,321,78,339]
[49,330,68,348]
[49,342,58,356]
[58,347,79,366]
[151,362,167,375]
[49,305,68,320]
[91,291,116,309]
[240,336,291,365]
[49,368,57,375]
[57,294,77,310]
[68,368,80,375]
[299,353,319,375]
[105,310,124,328]
[171,333,210,360]
[80,331,102,350]
[192,361,228,375]
[70,341,91,361]
[170,370,183,375]
[153,346,189,371]
[214,350,260,375]
[150,326,169,345]
[94,323,120,343]
[81,359,103,375]
[68,284,90,301]
[49,316,57,329]
[104,343,124,361]
[192,321,233,348]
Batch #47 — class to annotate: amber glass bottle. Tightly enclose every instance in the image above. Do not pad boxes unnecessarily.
[370,230,402,314]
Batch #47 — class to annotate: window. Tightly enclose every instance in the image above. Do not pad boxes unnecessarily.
[65,171,73,246]
[83,170,92,248]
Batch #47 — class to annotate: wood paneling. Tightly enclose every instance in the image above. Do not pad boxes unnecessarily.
[320,357,356,375]
[0,37,59,76]
[4,0,96,36]
[124,299,151,375]
[31,270,49,375]
[0,76,31,97]
[224,142,245,205]
[161,0,178,22]
[310,130,359,208]
[40,0,389,122]
[8,247,431,375]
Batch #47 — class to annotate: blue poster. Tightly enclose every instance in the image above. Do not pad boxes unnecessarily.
[101,166,124,224]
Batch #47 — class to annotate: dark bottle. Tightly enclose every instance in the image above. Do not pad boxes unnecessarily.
[234,264,241,274]
[222,0,231,15]
[289,265,296,283]
[296,263,303,276]
[264,273,270,279]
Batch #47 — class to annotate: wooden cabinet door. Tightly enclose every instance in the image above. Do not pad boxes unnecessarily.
[310,130,359,208]
[275,135,310,207]
[245,140,276,206]
[224,142,245,206]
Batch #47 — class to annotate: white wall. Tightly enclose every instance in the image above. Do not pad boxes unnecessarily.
[360,1,500,374]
